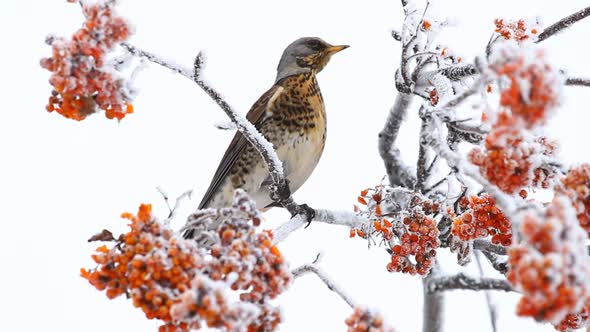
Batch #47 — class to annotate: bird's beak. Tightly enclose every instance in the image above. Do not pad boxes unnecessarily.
[326,45,349,54]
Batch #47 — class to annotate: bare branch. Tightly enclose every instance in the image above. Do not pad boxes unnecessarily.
[292,263,356,308]
[566,77,590,87]
[480,250,509,275]
[157,187,194,224]
[475,252,499,332]
[121,42,192,78]
[427,273,514,293]
[473,239,507,255]
[273,209,367,244]
[537,6,590,43]
[437,64,478,81]
[415,119,429,192]
[379,94,416,188]
[422,263,444,332]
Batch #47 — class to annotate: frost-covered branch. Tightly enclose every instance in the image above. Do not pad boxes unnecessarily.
[480,250,509,275]
[121,42,192,78]
[422,264,444,332]
[566,77,590,87]
[273,209,367,244]
[475,252,499,332]
[379,94,416,188]
[292,261,356,308]
[537,6,590,43]
[473,239,507,255]
[426,273,514,293]
[416,118,430,192]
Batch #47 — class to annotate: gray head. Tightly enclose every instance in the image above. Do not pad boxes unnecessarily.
[276,37,348,82]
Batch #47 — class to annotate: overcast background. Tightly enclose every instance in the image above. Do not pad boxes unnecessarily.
[1,0,589,331]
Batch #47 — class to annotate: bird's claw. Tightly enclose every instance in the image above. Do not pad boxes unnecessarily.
[270,179,292,203]
[294,203,315,228]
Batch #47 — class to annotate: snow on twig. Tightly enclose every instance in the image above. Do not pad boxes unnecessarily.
[426,272,515,293]
[292,259,357,308]
[537,6,590,43]
[273,209,367,244]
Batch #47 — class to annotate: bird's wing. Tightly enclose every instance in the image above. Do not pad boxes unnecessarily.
[198,84,284,209]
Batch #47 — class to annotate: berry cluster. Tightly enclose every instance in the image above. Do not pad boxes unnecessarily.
[508,196,590,326]
[41,1,133,121]
[353,186,392,240]
[345,307,395,332]
[494,18,540,42]
[471,38,561,194]
[557,164,590,237]
[82,190,291,331]
[387,205,439,276]
[554,303,590,332]
[469,112,558,194]
[494,50,560,127]
[81,203,202,330]
[353,187,441,276]
[451,194,512,246]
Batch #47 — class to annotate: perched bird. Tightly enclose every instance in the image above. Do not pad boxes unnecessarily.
[184,37,347,240]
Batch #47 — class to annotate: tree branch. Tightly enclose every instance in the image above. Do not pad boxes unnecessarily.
[537,6,590,43]
[292,262,356,308]
[473,239,507,255]
[422,263,444,332]
[379,94,416,188]
[480,250,509,275]
[273,209,367,244]
[415,118,429,193]
[426,273,514,293]
[566,77,590,87]
[475,252,499,332]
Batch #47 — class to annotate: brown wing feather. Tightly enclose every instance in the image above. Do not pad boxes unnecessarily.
[197,84,283,209]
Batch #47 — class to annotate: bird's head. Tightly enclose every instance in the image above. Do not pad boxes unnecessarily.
[276,37,348,82]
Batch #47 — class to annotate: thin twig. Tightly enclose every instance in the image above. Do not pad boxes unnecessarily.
[427,273,514,293]
[566,77,590,87]
[473,239,507,255]
[292,263,356,308]
[537,6,590,43]
[475,252,499,332]
[480,250,509,275]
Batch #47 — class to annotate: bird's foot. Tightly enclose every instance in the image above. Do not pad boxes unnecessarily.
[293,203,316,228]
[270,179,292,203]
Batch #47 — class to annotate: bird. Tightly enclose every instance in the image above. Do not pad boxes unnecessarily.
[184,37,348,241]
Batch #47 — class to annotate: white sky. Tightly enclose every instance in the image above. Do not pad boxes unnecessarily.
[1,0,589,331]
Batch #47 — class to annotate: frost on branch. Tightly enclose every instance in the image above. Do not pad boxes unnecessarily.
[345,307,396,332]
[351,186,440,276]
[41,0,134,121]
[81,190,291,331]
[557,164,590,237]
[508,196,590,328]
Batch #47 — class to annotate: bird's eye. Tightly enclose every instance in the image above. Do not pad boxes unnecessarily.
[307,39,322,51]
